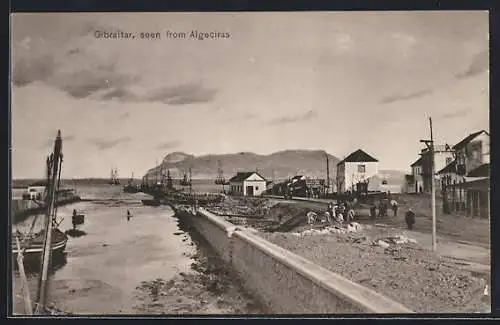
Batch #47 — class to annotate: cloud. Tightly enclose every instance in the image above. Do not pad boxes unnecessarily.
[144,82,217,105]
[156,140,181,150]
[379,88,433,104]
[455,50,489,79]
[12,55,57,87]
[89,136,131,150]
[58,62,140,99]
[268,110,317,125]
[438,108,470,120]
[41,134,76,148]
[101,87,138,102]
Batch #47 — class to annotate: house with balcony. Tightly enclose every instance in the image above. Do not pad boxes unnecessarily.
[419,144,454,194]
[438,130,490,218]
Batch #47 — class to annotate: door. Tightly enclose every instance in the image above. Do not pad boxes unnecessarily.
[246,186,254,196]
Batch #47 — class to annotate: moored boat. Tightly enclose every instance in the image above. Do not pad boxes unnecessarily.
[13,225,68,257]
[124,183,141,193]
[141,199,162,206]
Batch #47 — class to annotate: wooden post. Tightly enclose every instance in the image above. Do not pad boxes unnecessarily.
[487,187,491,220]
[16,237,33,315]
[326,153,330,197]
[429,118,437,252]
[36,130,63,314]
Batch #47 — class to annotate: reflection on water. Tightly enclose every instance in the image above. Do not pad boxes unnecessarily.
[13,252,68,276]
[12,184,197,314]
[64,229,87,238]
[12,184,262,315]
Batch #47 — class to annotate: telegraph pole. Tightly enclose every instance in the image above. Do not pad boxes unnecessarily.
[420,117,436,252]
[326,152,330,197]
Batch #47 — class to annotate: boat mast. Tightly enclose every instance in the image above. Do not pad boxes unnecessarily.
[155,159,158,185]
[35,130,63,314]
[189,167,192,195]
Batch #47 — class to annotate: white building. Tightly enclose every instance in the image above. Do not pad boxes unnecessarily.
[229,172,267,197]
[406,157,424,193]
[336,149,379,193]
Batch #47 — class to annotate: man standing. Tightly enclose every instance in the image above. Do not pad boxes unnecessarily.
[370,203,377,220]
[391,199,398,217]
[405,209,415,230]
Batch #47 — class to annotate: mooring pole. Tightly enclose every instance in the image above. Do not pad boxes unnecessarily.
[16,237,33,314]
[35,130,62,314]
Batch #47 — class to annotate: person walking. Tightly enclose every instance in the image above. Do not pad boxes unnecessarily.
[405,209,415,230]
[377,201,384,219]
[391,199,398,217]
[72,209,78,229]
[370,203,377,220]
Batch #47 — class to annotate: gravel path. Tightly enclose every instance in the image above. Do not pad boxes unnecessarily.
[259,230,490,313]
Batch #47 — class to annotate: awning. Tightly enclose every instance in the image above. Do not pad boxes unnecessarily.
[449,178,489,191]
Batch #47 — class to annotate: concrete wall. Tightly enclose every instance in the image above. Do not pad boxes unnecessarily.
[175,205,413,314]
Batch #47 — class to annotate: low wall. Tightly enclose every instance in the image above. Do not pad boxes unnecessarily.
[173,205,413,314]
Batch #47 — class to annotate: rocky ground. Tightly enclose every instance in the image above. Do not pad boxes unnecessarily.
[197,196,491,313]
[259,224,490,313]
[132,224,266,315]
[133,248,265,314]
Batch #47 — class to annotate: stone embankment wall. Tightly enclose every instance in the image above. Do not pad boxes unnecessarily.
[171,205,413,314]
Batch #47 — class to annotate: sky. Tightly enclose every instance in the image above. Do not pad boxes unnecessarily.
[11,11,489,179]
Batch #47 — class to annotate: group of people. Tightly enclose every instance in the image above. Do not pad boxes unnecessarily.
[368,199,416,230]
[326,200,356,224]
[369,198,399,219]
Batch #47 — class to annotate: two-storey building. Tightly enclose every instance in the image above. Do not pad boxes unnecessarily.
[438,130,490,218]
[336,149,379,194]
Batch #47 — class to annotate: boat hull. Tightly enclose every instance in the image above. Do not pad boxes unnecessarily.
[12,229,68,257]
[123,186,140,193]
[141,199,161,206]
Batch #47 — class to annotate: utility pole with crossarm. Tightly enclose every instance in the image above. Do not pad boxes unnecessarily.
[420,117,436,252]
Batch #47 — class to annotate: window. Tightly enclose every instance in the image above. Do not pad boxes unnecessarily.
[358,164,366,173]
[446,157,453,165]
[256,187,259,190]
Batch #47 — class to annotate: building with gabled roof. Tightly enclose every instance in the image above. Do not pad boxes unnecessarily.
[336,149,379,193]
[438,130,490,218]
[229,171,267,196]
[406,157,424,193]
[453,130,490,177]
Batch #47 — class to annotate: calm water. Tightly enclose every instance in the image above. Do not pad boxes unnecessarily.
[11,184,257,315]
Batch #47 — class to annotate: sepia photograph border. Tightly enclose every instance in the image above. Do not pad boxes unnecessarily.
[6,0,499,320]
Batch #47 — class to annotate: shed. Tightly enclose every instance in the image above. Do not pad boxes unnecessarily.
[229,172,267,197]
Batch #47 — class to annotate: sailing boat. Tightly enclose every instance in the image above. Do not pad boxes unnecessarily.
[123,172,140,193]
[109,166,120,185]
[215,160,230,185]
[180,168,192,186]
[12,131,69,259]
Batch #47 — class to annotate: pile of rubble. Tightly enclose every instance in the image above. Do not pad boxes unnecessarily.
[372,235,418,249]
[207,197,278,218]
[292,222,364,236]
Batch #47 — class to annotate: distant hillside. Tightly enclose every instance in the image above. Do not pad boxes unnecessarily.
[375,170,407,185]
[11,178,133,188]
[145,150,340,181]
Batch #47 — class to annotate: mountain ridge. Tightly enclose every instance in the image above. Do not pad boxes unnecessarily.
[146,149,340,180]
